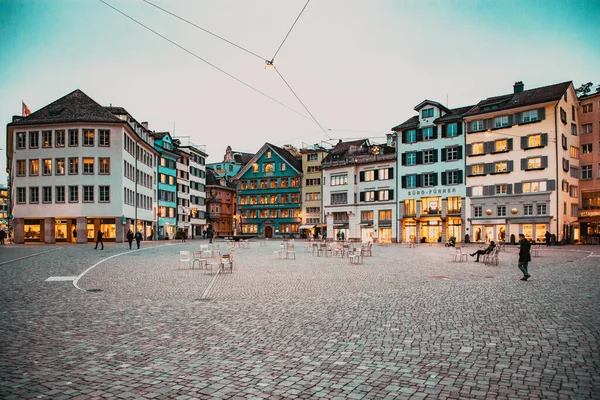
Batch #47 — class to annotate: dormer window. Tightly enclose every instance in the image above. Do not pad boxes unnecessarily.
[422,108,434,118]
[266,151,272,159]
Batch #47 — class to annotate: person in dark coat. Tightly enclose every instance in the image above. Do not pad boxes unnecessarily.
[135,231,143,249]
[94,229,104,250]
[0,229,5,245]
[545,231,551,247]
[518,233,532,281]
[207,226,214,244]
[126,229,134,249]
[470,241,496,262]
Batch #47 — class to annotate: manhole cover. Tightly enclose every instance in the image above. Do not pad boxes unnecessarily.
[87,289,103,292]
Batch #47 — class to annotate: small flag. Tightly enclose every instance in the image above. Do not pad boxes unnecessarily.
[22,102,31,117]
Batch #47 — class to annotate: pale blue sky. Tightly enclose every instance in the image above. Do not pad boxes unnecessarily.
[1,0,599,184]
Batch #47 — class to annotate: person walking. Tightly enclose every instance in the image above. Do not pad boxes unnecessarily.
[126,229,134,249]
[207,226,214,244]
[470,241,496,262]
[0,229,6,245]
[518,233,531,281]
[94,229,104,250]
[545,230,551,247]
[135,230,143,249]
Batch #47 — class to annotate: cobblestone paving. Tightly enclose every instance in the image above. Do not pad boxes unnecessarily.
[0,240,599,399]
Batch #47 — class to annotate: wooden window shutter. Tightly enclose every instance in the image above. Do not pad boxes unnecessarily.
[507,138,513,151]
[416,151,423,165]
[521,158,528,170]
[514,112,522,124]
[541,133,548,146]
[484,118,493,130]
[521,136,528,150]
[433,149,438,162]
[432,126,438,139]
[388,190,394,201]
[433,173,438,186]
[458,170,463,184]
[402,131,407,143]
[507,184,513,194]
[484,141,494,154]
[374,191,379,201]
[359,171,365,181]
[401,176,406,188]
[466,186,472,197]
[441,171,447,185]
[507,160,514,172]
[457,122,463,135]
[416,129,423,142]
[359,192,365,202]
[457,146,463,159]
[416,174,423,187]
[538,107,546,120]
[388,168,394,179]
[514,182,523,193]
[542,156,548,168]
[441,148,447,162]
[441,125,447,138]
[547,179,556,191]
[483,186,490,196]
[401,153,407,165]
[484,163,494,175]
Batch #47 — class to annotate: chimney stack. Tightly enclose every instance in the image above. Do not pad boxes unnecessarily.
[141,121,149,130]
[513,81,524,93]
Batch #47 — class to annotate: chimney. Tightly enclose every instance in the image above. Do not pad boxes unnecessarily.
[513,81,524,93]
[141,121,149,130]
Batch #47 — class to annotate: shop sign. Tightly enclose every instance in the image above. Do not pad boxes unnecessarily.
[474,219,506,225]
[406,187,458,197]
[579,210,600,217]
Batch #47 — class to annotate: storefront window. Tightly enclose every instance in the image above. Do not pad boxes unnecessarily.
[535,224,547,242]
[472,226,483,242]
[361,227,374,243]
[498,226,506,242]
[24,220,41,242]
[447,219,462,243]
[404,223,416,243]
[522,225,533,241]
[55,220,68,242]
[379,228,392,243]
[87,221,95,240]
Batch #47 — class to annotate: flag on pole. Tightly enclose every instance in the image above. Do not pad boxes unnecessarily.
[22,102,31,117]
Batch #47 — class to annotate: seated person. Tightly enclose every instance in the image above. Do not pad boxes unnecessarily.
[446,236,456,247]
[470,241,496,262]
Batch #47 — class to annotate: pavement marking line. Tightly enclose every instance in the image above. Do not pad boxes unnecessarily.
[46,276,78,282]
[72,243,174,292]
[200,269,221,300]
[0,247,63,267]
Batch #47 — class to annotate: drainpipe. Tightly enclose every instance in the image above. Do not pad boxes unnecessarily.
[554,102,560,240]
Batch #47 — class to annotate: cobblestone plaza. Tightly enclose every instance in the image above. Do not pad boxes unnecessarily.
[0,240,598,399]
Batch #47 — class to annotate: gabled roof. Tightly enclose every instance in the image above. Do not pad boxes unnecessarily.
[233,152,255,165]
[233,142,302,179]
[322,139,370,163]
[8,89,123,127]
[465,81,572,117]
[434,105,474,123]
[414,99,450,113]
[391,116,419,131]
[267,142,302,171]
[206,168,236,189]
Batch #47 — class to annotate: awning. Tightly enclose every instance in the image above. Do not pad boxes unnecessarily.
[359,223,372,226]
[333,223,349,228]
[299,225,315,230]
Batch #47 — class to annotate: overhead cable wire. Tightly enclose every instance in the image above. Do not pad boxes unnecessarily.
[98,0,313,123]
[273,67,331,139]
[270,0,311,63]
[141,0,268,62]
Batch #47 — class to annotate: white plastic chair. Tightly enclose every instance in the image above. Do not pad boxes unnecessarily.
[178,251,191,270]
[192,251,206,269]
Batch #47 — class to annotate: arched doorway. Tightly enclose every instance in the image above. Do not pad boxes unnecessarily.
[264,226,273,238]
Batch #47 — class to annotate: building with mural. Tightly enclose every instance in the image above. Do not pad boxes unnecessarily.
[392,101,472,244]
[234,143,302,238]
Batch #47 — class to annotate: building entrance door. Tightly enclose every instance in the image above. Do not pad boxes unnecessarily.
[264,226,273,238]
